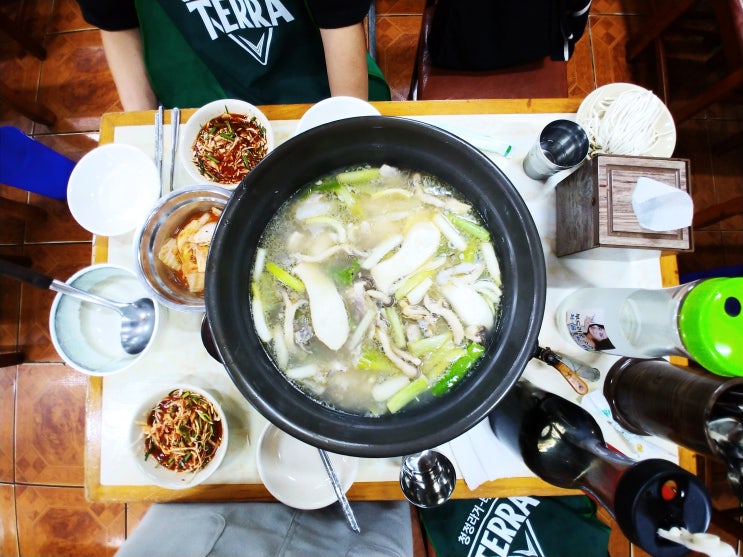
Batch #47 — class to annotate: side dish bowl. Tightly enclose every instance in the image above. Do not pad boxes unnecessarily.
[257,423,358,509]
[179,99,275,188]
[49,264,160,375]
[130,385,228,490]
[135,185,231,312]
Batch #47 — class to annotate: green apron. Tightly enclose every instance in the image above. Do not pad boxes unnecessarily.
[134,0,389,108]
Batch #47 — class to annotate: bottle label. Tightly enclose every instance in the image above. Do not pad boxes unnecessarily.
[563,308,617,352]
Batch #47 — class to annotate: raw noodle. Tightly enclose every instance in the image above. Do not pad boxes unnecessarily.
[584,88,670,156]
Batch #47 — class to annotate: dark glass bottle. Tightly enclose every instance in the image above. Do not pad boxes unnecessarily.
[489,380,711,557]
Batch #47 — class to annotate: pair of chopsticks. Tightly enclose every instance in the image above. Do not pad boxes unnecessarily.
[154,104,180,197]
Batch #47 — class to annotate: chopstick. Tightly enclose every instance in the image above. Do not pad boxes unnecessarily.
[154,104,164,192]
[168,107,180,195]
[317,448,360,533]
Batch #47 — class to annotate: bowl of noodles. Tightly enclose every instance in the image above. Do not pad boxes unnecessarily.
[180,99,275,188]
[135,185,232,312]
[205,116,547,458]
[131,385,228,490]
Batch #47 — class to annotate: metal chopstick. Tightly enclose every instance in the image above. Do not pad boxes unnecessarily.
[155,104,164,194]
[317,448,360,533]
[168,107,180,195]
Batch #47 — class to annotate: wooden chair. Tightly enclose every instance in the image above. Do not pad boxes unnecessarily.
[408,0,568,101]
[627,0,743,124]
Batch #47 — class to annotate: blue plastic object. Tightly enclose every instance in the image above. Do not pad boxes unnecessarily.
[0,126,75,200]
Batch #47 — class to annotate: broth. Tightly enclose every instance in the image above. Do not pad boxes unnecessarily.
[250,165,502,416]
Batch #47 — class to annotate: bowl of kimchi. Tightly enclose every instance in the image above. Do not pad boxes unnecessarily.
[134,185,232,311]
[131,385,228,490]
[180,99,275,188]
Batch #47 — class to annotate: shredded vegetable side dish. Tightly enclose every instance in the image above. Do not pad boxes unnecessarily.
[143,388,223,473]
[191,110,268,184]
[158,207,221,293]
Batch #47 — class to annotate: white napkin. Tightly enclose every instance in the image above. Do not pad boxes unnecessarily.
[632,176,693,232]
[447,419,533,490]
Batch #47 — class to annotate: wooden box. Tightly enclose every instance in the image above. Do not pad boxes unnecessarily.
[555,154,693,256]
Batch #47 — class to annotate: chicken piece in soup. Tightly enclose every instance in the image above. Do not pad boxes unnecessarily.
[250,165,502,416]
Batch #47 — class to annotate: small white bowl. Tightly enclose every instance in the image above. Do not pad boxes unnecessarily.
[256,423,359,509]
[49,264,160,375]
[130,385,229,490]
[67,144,160,236]
[179,99,275,188]
[295,96,380,135]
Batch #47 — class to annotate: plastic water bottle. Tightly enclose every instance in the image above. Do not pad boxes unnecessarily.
[554,278,743,376]
[0,126,74,200]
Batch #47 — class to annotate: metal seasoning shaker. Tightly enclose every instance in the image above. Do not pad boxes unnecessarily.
[554,277,743,376]
[489,380,711,557]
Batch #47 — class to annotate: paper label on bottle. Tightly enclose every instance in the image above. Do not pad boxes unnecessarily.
[563,308,617,352]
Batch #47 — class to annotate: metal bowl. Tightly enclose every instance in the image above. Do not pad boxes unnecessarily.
[206,116,546,457]
[135,185,231,312]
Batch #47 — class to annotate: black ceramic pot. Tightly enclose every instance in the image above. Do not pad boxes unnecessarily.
[205,116,545,457]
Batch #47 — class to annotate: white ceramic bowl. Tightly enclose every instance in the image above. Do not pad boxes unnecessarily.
[179,99,274,188]
[134,185,231,312]
[130,385,229,490]
[49,264,160,375]
[256,423,359,509]
[295,96,381,135]
[67,144,160,236]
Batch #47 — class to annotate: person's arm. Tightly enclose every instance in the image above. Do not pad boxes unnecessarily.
[100,28,158,111]
[319,23,369,100]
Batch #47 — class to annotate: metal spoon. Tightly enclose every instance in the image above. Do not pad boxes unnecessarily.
[0,259,156,355]
[399,450,456,508]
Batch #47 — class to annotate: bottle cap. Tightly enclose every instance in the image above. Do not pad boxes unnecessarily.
[679,278,743,376]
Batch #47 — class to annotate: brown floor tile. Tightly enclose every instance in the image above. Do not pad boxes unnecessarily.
[15,484,125,557]
[376,15,422,101]
[15,363,87,486]
[376,0,425,16]
[35,29,122,135]
[587,14,636,86]
[678,229,726,276]
[19,242,92,362]
[0,245,24,352]
[0,482,19,557]
[568,29,595,99]
[0,365,16,483]
[49,0,97,34]
[722,231,743,267]
[24,194,92,244]
[0,51,44,133]
[125,502,152,537]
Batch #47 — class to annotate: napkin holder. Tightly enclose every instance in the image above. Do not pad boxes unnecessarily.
[555,154,693,256]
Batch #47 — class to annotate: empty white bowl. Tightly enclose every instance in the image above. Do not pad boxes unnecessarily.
[179,99,274,188]
[256,423,359,509]
[130,385,229,490]
[49,264,160,375]
[295,96,381,135]
[67,144,160,236]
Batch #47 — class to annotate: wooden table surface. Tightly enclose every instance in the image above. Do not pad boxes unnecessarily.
[85,98,693,503]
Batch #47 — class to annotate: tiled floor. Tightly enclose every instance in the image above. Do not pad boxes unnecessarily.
[1,0,742,555]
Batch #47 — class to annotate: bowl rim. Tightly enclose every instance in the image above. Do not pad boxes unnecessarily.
[255,422,358,509]
[179,98,275,189]
[133,184,232,312]
[66,143,160,237]
[49,263,160,376]
[130,383,229,490]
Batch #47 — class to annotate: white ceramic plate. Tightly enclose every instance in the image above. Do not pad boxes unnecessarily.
[67,144,160,237]
[256,423,359,509]
[295,96,380,135]
[130,385,228,490]
[576,82,676,157]
[179,99,275,189]
[49,264,160,376]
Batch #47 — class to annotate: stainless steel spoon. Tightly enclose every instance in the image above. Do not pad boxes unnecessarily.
[399,450,456,508]
[0,259,156,355]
